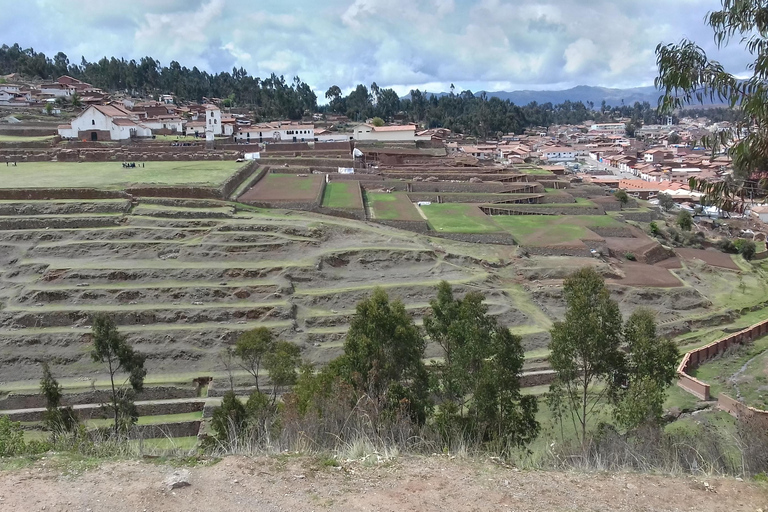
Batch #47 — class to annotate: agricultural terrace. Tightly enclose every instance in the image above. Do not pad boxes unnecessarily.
[493,215,622,246]
[239,173,324,203]
[0,161,242,189]
[366,192,423,221]
[420,203,503,233]
[321,181,363,209]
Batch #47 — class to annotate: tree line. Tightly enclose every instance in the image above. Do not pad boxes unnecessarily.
[1,43,669,135]
[0,43,317,120]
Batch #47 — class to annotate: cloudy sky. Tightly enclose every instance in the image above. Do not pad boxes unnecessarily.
[0,0,753,96]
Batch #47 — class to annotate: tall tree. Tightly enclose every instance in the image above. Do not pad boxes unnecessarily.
[613,309,679,429]
[336,287,431,422]
[263,341,301,402]
[548,268,624,444]
[40,362,78,441]
[425,281,539,450]
[234,327,275,393]
[90,314,146,433]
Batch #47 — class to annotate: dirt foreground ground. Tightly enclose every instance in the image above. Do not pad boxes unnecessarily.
[0,455,765,512]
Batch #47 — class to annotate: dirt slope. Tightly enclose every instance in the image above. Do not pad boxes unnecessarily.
[0,455,764,511]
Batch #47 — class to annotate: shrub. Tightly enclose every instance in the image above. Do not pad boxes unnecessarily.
[625,252,636,261]
[717,238,738,254]
[735,239,757,260]
[649,221,660,236]
[677,210,693,231]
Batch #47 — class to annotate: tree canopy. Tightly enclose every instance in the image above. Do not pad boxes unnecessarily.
[656,0,768,181]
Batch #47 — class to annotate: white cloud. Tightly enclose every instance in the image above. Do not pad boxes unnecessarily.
[563,38,599,74]
[2,0,757,93]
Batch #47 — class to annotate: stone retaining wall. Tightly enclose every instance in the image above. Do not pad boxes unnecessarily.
[130,421,202,439]
[430,232,517,245]
[373,219,431,233]
[0,188,129,200]
[220,161,259,199]
[6,399,204,422]
[677,318,768,400]
[125,186,221,199]
[0,386,197,411]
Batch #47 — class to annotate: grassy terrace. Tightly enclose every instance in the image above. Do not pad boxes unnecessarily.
[0,135,55,142]
[420,203,503,233]
[0,161,242,189]
[321,181,362,208]
[493,214,621,245]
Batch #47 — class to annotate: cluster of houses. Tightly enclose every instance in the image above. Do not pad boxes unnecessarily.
[0,75,106,108]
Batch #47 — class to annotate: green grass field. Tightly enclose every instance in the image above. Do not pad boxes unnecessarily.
[0,135,55,142]
[421,203,502,233]
[366,192,422,221]
[0,161,242,189]
[321,182,362,208]
[493,215,621,245]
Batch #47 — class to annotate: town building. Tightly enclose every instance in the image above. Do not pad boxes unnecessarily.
[235,122,315,143]
[352,123,419,142]
[57,104,152,141]
[542,147,577,162]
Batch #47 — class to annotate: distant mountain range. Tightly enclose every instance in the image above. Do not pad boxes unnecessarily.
[401,85,668,107]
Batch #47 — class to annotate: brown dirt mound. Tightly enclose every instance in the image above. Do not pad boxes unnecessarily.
[0,455,761,512]
[676,248,741,270]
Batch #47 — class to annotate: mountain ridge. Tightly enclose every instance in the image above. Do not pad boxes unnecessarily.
[402,85,662,106]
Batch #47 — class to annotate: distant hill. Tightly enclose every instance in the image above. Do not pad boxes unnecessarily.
[401,85,663,107]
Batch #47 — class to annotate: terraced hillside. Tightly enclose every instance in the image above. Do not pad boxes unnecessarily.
[0,197,762,386]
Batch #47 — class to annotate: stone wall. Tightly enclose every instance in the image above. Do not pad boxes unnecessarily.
[232,166,269,201]
[373,219,431,233]
[0,188,129,200]
[260,157,356,168]
[125,185,222,199]
[0,386,197,411]
[430,232,517,245]
[130,421,202,439]
[6,399,204,422]
[677,318,768,400]
[220,161,259,199]
[716,394,768,427]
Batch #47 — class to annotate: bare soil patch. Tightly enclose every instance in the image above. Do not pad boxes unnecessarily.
[0,455,763,512]
[610,261,683,287]
[239,173,324,203]
[676,248,740,270]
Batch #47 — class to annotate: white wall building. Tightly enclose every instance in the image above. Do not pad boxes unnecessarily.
[542,147,577,162]
[352,123,416,142]
[235,123,315,143]
[57,105,152,141]
[40,83,75,98]
[589,123,626,135]
[204,105,222,136]
[141,116,184,133]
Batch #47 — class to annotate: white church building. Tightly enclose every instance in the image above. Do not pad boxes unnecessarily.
[58,105,152,141]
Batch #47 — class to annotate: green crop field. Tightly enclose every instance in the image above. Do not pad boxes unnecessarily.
[0,161,242,189]
[493,214,621,245]
[0,135,55,142]
[421,203,502,233]
[321,181,362,208]
[366,192,422,221]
